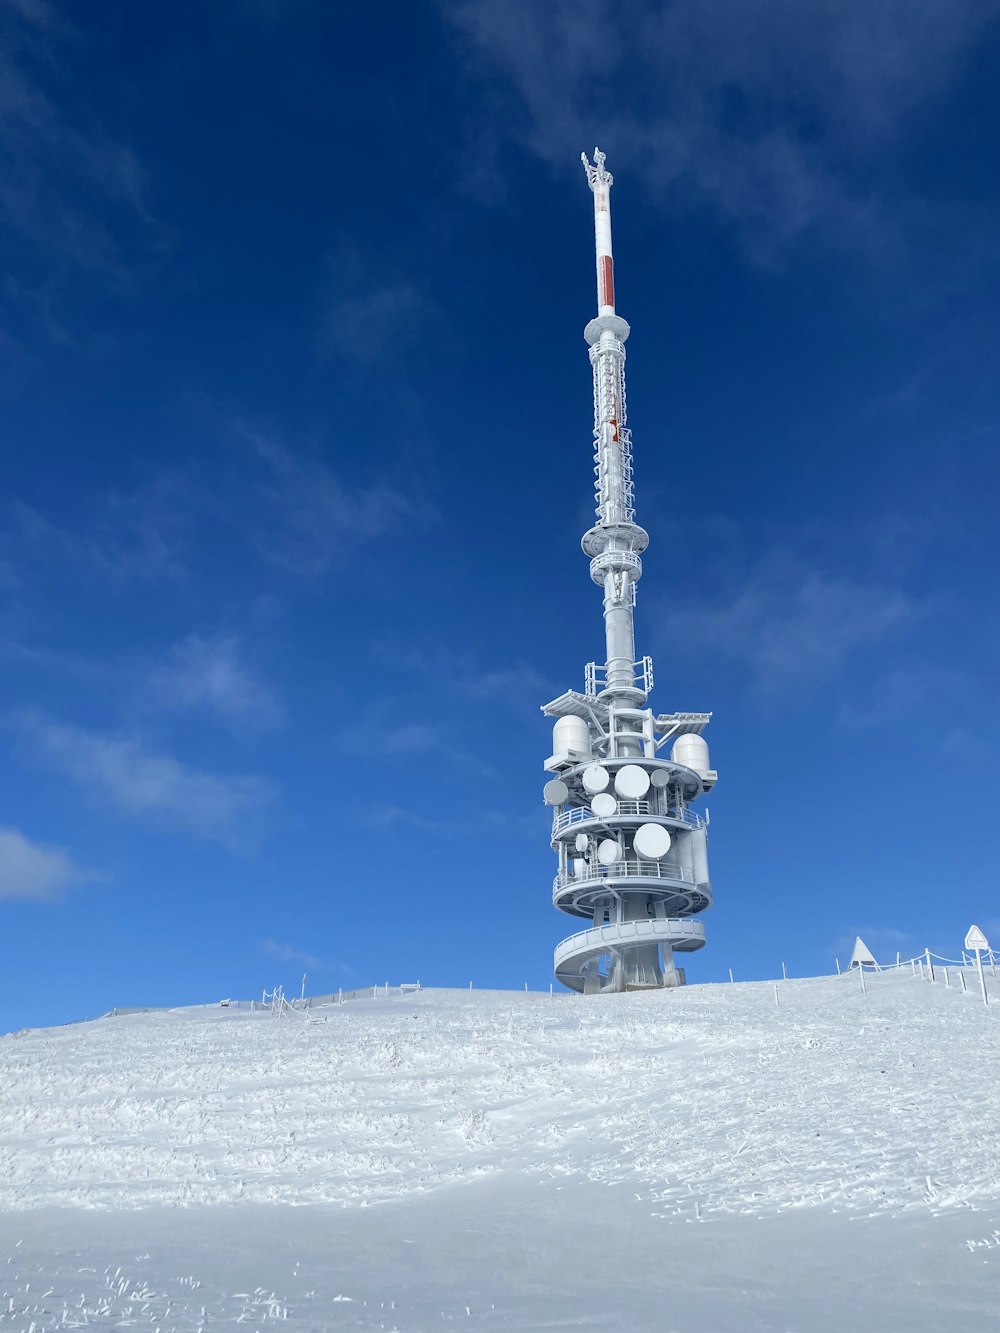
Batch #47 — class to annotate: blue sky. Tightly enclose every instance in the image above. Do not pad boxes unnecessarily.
[2,0,999,1030]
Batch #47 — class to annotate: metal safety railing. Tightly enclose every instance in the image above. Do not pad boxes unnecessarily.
[555,858,698,891]
[585,654,653,698]
[552,801,705,835]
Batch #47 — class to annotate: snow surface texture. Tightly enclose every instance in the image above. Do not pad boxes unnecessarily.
[3,971,1000,1330]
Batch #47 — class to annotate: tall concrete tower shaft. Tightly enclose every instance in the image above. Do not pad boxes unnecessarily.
[541,149,719,994]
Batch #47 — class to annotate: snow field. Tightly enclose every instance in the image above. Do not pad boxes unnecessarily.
[4,970,1000,1330]
[2,970,999,1217]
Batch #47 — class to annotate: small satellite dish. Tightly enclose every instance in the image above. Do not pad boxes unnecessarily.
[597,838,622,865]
[614,764,650,799]
[573,857,587,878]
[650,769,671,788]
[582,764,610,794]
[543,779,569,806]
[591,792,617,818]
[633,822,672,859]
[575,833,589,853]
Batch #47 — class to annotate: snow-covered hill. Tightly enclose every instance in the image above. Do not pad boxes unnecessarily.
[3,971,1000,1330]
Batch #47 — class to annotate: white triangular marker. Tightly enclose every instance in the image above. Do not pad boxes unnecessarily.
[965,924,990,952]
[849,936,877,968]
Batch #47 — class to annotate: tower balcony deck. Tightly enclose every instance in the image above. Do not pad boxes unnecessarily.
[553,854,712,918]
[554,917,706,993]
[552,800,705,838]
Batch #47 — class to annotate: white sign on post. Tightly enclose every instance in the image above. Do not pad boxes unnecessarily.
[964,925,990,1007]
[965,925,990,952]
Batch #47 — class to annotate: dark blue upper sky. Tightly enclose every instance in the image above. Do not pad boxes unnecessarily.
[2,0,999,1029]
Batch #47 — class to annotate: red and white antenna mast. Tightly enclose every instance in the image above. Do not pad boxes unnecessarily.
[582,147,616,317]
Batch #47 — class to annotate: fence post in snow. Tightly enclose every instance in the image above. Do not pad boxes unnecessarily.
[944,968,950,988]
[728,968,734,983]
[925,948,934,983]
[782,962,788,981]
[524,982,528,994]
[774,985,780,1006]
[338,987,343,1003]
[911,959,916,977]
[960,972,968,993]
[859,964,867,996]
[835,958,841,975]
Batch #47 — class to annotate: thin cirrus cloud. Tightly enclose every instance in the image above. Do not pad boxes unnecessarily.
[1,475,194,591]
[246,433,434,576]
[660,550,918,698]
[449,0,1000,253]
[17,713,277,851]
[0,825,89,901]
[0,0,163,348]
[149,634,282,731]
[259,938,321,970]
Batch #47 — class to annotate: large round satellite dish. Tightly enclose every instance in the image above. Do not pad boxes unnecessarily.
[575,833,589,853]
[633,822,672,859]
[650,769,671,788]
[543,779,569,806]
[614,764,650,798]
[597,838,622,865]
[591,792,617,819]
[582,764,610,795]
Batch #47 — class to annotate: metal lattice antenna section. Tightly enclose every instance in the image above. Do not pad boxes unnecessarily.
[579,148,647,699]
[540,150,718,996]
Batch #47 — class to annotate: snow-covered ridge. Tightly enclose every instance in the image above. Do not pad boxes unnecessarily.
[3,972,999,1217]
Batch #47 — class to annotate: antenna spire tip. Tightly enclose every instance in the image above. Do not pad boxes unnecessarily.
[582,147,613,189]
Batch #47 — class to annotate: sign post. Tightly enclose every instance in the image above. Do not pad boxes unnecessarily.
[965,925,990,1008]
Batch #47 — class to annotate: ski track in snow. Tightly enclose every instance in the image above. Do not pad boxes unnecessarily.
[3,970,1000,1329]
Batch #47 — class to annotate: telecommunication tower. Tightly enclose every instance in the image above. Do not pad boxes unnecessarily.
[541,149,717,994]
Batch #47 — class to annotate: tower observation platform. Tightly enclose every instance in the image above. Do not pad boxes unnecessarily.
[541,150,718,995]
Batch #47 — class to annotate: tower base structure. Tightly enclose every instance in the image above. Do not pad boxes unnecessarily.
[544,700,715,995]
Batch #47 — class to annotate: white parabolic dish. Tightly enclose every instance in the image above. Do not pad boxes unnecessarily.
[582,764,610,794]
[614,764,650,799]
[633,822,672,859]
[591,792,617,818]
[597,838,622,865]
[575,833,589,853]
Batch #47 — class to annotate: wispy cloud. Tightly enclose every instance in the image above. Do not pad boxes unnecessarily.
[319,242,434,363]
[0,0,163,344]
[338,701,500,781]
[259,938,321,969]
[18,714,276,851]
[841,661,972,729]
[0,824,89,901]
[1,474,194,590]
[449,0,999,255]
[356,801,541,840]
[246,433,433,576]
[149,634,282,732]
[661,550,918,698]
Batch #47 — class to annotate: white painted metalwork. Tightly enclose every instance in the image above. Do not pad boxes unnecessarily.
[542,151,718,994]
